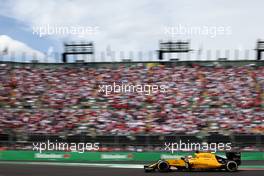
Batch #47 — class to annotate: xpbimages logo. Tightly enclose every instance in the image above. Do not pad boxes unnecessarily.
[32,140,100,153]
[32,24,99,37]
[98,82,168,95]
[164,140,232,153]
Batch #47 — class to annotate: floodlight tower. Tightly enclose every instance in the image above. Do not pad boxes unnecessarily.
[157,40,192,60]
[62,41,94,63]
[256,40,264,60]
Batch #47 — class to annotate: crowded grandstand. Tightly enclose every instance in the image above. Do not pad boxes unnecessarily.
[0,63,263,135]
[0,60,263,153]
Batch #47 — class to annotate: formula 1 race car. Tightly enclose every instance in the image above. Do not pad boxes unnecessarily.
[144,151,241,172]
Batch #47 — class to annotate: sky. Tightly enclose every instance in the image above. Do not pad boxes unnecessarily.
[0,0,264,61]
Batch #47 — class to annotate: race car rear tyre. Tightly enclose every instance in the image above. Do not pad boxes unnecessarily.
[225,161,238,172]
[157,161,170,172]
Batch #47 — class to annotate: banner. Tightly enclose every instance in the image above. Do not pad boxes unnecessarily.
[0,151,263,162]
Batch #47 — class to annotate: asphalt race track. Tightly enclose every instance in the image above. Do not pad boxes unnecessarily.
[0,163,263,176]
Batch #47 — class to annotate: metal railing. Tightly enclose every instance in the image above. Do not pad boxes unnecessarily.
[0,49,263,63]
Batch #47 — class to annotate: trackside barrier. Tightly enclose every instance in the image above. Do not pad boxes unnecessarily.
[0,151,263,162]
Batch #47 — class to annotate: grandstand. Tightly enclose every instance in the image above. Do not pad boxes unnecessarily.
[0,57,263,151]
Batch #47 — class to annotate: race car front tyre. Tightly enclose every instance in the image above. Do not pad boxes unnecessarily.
[225,161,238,172]
[157,161,170,172]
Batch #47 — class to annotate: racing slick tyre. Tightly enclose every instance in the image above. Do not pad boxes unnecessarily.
[225,161,238,172]
[157,160,170,172]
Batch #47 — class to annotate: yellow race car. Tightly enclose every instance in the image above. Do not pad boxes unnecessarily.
[144,151,241,172]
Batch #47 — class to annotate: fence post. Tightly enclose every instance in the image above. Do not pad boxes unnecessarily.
[111,51,116,62]
[234,49,239,60]
[54,52,60,63]
[91,52,95,62]
[0,52,2,62]
[129,51,134,61]
[148,51,153,61]
[11,51,15,62]
[138,51,143,62]
[120,51,124,61]
[216,49,220,60]
[244,49,249,60]
[206,50,211,60]
[225,49,230,59]
[101,51,105,62]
